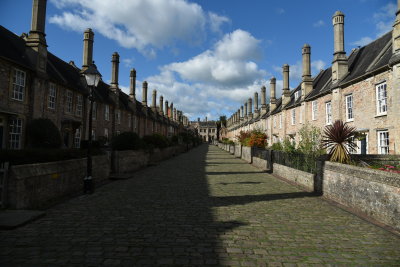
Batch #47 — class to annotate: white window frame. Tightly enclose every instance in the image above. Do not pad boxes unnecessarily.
[74,128,81,148]
[116,110,121,124]
[48,83,57,109]
[376,82,387,115]
[76,95,83,116]
[279,114,282,129]
[377,130,389,154]
[66,90,73,113]
[105,105,110,121]
[12,69,26,101]
[291,109,296,125]
[325,101,332,125]
[9,118,22,149]
[273,116,276,128]
[345,94,354,121]
[104,128,109,141]
[294,91,300,100]
[312,100,317,120]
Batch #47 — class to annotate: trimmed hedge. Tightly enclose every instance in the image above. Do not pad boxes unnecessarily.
[111,132,145,151]
[26,118,62,148]
[143,134,170,149]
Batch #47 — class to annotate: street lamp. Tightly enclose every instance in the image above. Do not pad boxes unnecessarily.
[82,64,102,194]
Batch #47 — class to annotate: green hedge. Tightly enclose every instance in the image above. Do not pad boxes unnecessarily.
[111,132,145,151]
[26,118,62,148]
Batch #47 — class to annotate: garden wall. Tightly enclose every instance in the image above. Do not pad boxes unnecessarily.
[8,155,110,209]
[272,163,315,191]
[322,161,400,231]
[229,145,235,155]
[234,144,241,158]
[241,146,252,163]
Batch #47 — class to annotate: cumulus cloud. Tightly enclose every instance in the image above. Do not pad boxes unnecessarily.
[351,36,373,47]
[313,20,325,27]
[165,30,266,87]
[49,0,229,56]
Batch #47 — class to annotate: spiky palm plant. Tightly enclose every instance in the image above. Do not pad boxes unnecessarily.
[321,120,357,164]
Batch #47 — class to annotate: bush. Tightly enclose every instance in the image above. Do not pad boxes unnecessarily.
[111,132,144,151]
[236,131,251,145]
[143,134,170,149]
[26,118,62,148]
[247,130,268,148]
[282,137,297,153]
[297,123,325,157]
[270,142,283,151]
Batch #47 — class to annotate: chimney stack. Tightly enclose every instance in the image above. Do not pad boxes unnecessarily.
[241,105,244,121]
[151,89,157,112]
[254,92,259,117]
[332,11,348,83]
[129,68,136,100]
[237,109,240,124]
[174,108,177,121]
[165,101,169,118]
[391,0,400,60]
[261,86,267,115]
[110,52,120,92]
[26,0,48,73]
[142,81,148,106]
[82,28,94,71]
[170,103,173,119]
[159,95,164,115]
[282,64,291,106]
[270,77,277,111]
[302,44,313,97]
[244,102,248,120]
[248,98,253,120]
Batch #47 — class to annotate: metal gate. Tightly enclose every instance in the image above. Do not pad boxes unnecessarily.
[0,162,9,208]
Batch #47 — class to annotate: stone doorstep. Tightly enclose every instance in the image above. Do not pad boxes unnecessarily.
[0,210,46,230]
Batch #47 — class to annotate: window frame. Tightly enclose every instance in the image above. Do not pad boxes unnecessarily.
[376,82,387,116]
[12,69,26,101]
[105,105,110,121]
[325,101,332,125]
[377,130,389,154]
[9,118,22,149]
[48,83,57,109]
[74,128,81,148]
[312,100,317,120]
[291,109,296,125]
[345,94,354,122]
[76,95,83,116]
[66,90,73,113]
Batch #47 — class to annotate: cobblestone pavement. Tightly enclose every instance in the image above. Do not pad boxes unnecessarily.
[1,144,399,266]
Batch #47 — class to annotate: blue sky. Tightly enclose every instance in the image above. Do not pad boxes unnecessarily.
[0,0,396,120]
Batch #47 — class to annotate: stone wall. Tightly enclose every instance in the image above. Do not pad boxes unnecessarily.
[113,150,149,173]
[229,145,235,155]
[251,157,268,171]
[241,146,252,163]
[234,144,241,158]
[8,155,110,209]
[272,163,315,192]
[322,161,400,231]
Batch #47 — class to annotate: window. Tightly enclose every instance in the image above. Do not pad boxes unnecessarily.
[291,109,296,125]
[74,128,81,148]
[9,118,22,149]
[294,90,300,100]
[104,128,109,141]
[48,83,57,109]
[105,105,110,121]
[312,101,317,120]
[133,116,137,130]
[345,94,353,121]
[66,90,73,113]
[92,102,97,120]
[91,129,96,140]
[377,130,389,154]
[279,114,282,129]
[376,82,387,115]
[76,95,83,116]
[116,110,121,124]
[325,101,332,125]
[12,69,25,101]
[299,107,303,124]
[128,114,132,128]
[273,116,276,128]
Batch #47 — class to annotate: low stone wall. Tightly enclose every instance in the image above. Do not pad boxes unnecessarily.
[272,163,315,192]
[322,161,400,232]
[234,144,241,158]
[113,150,149,173]
[252,157,268,171]
[8,155,110,209]
[229,145,235,155]
[241,146,252,163]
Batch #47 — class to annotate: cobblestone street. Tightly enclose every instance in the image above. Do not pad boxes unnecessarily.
[1,144,399,266]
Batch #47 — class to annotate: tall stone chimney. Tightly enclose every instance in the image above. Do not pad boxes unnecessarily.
[261,86,267,115]
[151,89,157,112]
[170,103,173,119]
[26,0,48,73]
[129,68,136,100]
[391,0,400,60]
[82,28,94,71]
[248,98,253,120]
[254,92,259,117]
[302,44,313,97]
[237,109,240,124]
[159,95,164,115]
[244,102,248,120]
[142,81,148,106]
[165,101,169,118]
[332,11,348,84]
[174,108,177,121]
[110,52,120,93]
[240,105,244,121]
[270,77,277,111]
[282,64,291,106]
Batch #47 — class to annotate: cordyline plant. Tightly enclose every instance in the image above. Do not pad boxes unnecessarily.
[321,120,357,164]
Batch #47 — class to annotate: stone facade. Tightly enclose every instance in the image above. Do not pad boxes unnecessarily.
[190,118,218,142]
[226,4,400,155]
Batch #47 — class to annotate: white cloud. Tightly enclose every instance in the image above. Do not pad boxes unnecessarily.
[313,20,325,27]
[122,58,134,68]
[49,0,228,56]
[351,36,373,47]
[311,60,326,72]
[275,8,285,15]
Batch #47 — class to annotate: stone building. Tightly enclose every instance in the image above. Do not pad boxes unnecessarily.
[227,5,400,155]
[190,118,218,142]
[0,0,189,149]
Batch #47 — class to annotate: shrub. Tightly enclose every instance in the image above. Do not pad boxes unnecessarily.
[143,133,170,149]
[297,123,325,157]
[111,132,144,151]
[26,118,62,148]
[270,142,283,151]
[321,120,357,164]
[282,137,297,153]
[236,131,251,145]
[247,130,268,148]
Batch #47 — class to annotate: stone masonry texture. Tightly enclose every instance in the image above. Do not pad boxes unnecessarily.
[0,144,399,266]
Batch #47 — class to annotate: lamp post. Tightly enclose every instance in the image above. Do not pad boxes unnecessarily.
[82,64,102,194]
